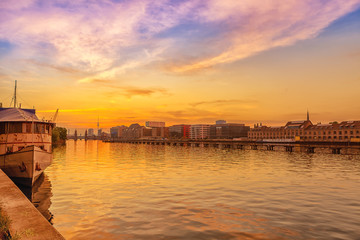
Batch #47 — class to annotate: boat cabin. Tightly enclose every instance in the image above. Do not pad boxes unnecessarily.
[0,108,54,155]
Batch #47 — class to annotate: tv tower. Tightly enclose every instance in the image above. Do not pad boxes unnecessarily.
[97,116,102,137]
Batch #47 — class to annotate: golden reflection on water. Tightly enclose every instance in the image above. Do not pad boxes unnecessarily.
[42,140,360,240]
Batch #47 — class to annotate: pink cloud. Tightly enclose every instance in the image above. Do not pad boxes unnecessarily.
[0,0,359,77]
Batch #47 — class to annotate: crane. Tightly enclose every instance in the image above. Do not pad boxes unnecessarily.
[52,109,59,122]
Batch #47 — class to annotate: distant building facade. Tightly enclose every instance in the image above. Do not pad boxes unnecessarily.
[190,124,211,139]
[140,127,168,139]
[248,120,360,142]
[110,126,127,138]
[303,121,360,141]
[145,121,165,128]
[210,123,250,139]
[216,120,226,125]
[122,124,143,139]
[88,128,94,137]
[169,125,191,139]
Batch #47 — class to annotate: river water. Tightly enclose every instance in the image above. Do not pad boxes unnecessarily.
[29,140,360,239]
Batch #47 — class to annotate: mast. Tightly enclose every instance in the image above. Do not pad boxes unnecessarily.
[13,80,17,108]
[10,80,17,108]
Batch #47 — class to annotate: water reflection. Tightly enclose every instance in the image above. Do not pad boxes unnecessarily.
[16,173,54,223]
[46,141,360,239]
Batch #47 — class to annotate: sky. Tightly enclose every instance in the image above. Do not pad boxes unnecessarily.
[0,0,360,130]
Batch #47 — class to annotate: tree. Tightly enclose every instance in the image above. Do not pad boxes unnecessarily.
[52,126,67,145]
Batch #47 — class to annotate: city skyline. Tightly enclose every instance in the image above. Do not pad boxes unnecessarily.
[1,1,360,129]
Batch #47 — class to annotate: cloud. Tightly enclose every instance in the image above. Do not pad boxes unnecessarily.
[191,99,258,108]
[76,76,170,98]
[105,86,169,98]
[0,0,359,77]
[38,108,111,113]
[120,87,168,98]
[167,0,360,72]
[24,59,80,73]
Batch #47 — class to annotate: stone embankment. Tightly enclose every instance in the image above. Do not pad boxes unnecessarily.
[0,170,64,240]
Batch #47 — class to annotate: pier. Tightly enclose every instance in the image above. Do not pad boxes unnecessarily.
[104,139,360,155]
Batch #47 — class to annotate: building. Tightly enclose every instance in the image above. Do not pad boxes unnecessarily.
[150,127,168,139]
[122,123,143,139]
[145,121,165,128]
[216,120,226,125]
[190,124,211,139]
[140,126,169,139]
[248,112,360,142]
[169,124,191,139]
[303,121,360,141]
[88,128,94,137]
[110,126,127,139]
[210,123,250,139]
[248,120,312,140]
[97,129,102,136]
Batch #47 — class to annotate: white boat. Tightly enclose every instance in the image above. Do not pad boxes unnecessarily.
[0,82,55,186]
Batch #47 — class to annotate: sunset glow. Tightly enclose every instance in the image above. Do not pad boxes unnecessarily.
[1,0,360,129]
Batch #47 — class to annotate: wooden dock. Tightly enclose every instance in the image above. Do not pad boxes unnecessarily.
[104,139,360,155]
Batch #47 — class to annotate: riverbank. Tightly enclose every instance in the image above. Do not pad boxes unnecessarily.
[0,170,64,240]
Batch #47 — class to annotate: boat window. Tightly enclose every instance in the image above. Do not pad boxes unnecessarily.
[8,123,23,133]
[35,123,45,133]
[25,123,32,133]
[0,123,5,134]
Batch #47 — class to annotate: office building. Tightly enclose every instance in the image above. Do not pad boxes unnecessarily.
[190,124,211,139]
[169,124,191,139]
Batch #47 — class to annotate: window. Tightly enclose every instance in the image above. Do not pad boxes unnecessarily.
[25,123,32,133]
[0,123,5,134]
[35,123,45,134]
[8,123,22,133]
[339,131,342,135]
[350,131,353,135]
[345,131,348,134]
[334,131,337,134]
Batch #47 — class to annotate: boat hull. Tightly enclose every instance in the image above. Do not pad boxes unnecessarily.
[0,145,52,186]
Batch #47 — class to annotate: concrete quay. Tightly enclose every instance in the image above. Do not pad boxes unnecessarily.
[105,139,360,155]
[0,170,64,240]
